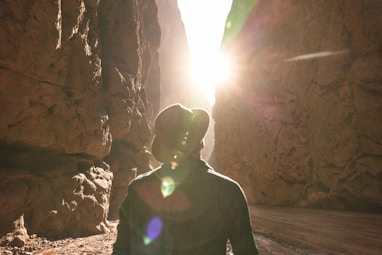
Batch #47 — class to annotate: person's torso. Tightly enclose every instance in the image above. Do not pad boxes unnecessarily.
[128,161,234,255]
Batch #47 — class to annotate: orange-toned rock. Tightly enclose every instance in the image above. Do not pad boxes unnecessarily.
[0,0,160,240]
[215,0,382,212]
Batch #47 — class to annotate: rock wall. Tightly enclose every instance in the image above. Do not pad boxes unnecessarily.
[155,0,193,110]
[0,0,160,241]
[214,0,382,212]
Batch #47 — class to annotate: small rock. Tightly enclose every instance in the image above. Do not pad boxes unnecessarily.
[9,235,26,248]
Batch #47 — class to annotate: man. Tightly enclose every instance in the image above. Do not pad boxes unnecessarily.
[112,103,259,255]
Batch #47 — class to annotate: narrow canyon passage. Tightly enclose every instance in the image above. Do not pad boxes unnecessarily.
[0,1,381,254]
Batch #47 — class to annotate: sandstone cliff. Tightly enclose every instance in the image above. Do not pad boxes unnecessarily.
[0,0,160,243]
[214,0,382,212]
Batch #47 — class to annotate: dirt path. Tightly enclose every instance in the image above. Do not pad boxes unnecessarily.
[251,206,382,255]
[1,206,381,254]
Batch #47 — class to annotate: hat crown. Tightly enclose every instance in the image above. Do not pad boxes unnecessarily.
[152,104,209,164]
[154,104,193,136]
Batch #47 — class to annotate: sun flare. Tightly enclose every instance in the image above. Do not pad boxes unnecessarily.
[178,0,233,105]
[191,52,232,106]
[192,51,231,87]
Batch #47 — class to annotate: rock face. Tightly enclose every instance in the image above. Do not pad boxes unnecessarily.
[155,0,193,110]
[0,0,160,240]
[214,0,382,212]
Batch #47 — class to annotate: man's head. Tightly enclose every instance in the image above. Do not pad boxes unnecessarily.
[151,104,210,164]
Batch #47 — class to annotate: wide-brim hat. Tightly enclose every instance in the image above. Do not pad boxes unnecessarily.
[151,103,210,164]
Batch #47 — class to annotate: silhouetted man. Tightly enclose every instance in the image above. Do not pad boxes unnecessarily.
[112,103,259,255]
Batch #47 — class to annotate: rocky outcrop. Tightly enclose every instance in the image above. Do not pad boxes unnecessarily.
[0,0,160,241]
[214,0,382,212]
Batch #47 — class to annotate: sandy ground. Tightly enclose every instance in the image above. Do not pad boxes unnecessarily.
[1,206,381,255]
[251,206,382,255]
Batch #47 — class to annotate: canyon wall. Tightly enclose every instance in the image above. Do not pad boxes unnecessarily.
[155,0,192,110]
[214,0,382,212]
[0,0,160,243]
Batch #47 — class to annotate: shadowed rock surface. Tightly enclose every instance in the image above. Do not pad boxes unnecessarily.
[0,0,160,243]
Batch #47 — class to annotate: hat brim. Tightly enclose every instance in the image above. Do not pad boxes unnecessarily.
[152,108,209,164]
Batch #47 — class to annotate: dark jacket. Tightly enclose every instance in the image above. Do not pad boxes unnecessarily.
[112,158,259,255]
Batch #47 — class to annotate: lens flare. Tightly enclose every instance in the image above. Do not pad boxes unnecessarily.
[284,50,349,62]
[171,161,178,170]
[221,0,260,46]
[161,176,175,197]
[143,216,163,245]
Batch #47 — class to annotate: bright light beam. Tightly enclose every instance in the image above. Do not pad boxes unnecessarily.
[178,0,233,105]
[192,51,231,87]
[190,50,232,105]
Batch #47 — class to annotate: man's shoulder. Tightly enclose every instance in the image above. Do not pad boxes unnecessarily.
[206,168,241,188]
[130,167,160,185]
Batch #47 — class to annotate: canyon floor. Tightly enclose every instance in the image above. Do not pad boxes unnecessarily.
[1,205,381,255]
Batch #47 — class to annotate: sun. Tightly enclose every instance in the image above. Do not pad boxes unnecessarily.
[191,50,232,105]
[192,51,231,87]
[177,0,233,105]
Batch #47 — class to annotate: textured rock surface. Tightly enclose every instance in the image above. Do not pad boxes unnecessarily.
[214,0,382,212]
[155,0,192,110]
[99,0,160,220]
[0,0,160,239]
